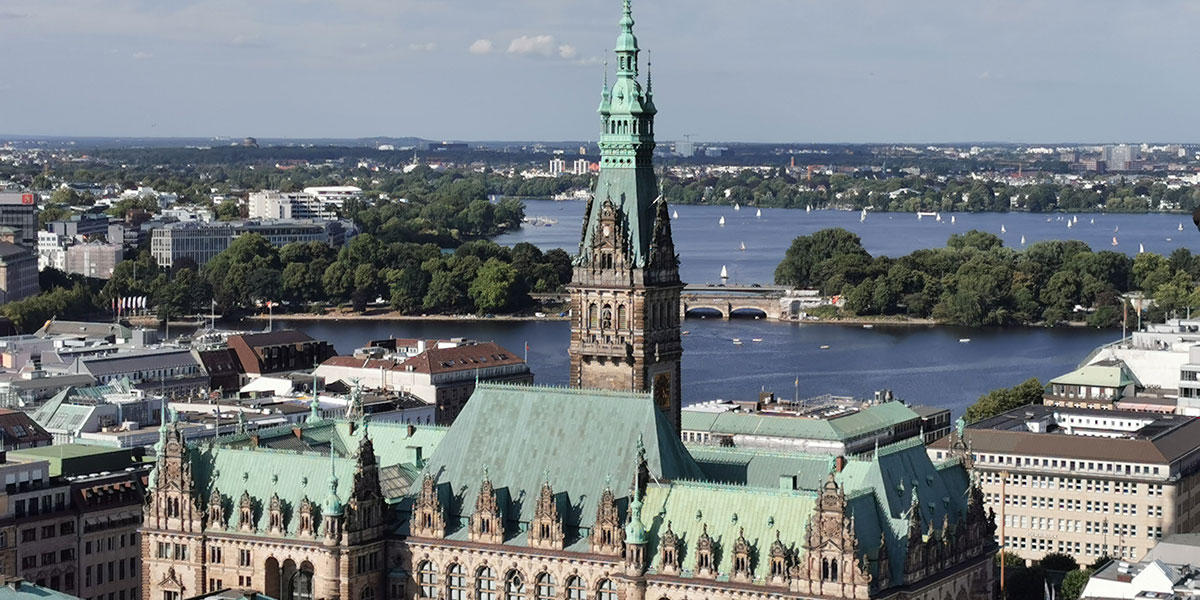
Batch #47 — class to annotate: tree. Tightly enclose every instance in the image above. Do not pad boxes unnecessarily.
[387,266,429,314]
[1060,569,1093,600]
[1040,552,1078,573]
[423,270,464,312]
[468,259,519,314]
[947,230,1003,252]
[774,228,869,288]
[964,378,1044,423]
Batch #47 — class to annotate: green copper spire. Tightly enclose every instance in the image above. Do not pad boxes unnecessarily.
[325,447,343,516]
[577,0,660,268]
[624,483,647,544]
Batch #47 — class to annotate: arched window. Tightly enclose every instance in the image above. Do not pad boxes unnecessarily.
[617,304,627,329]
[418,561,438,598]
[477,567,498,600]
[447,564,467,600]
[359,587,374,600]
[602,305,613,329]
[596,579,616,600]
[534,574,556,600]
[588,304,598,329]
[566,576,586,600]
[831,559,839,582]
[504,571,526,600]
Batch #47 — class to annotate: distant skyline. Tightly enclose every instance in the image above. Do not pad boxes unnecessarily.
[3,0,1200,144]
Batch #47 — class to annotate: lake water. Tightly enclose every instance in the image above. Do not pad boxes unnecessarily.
[497,200,1198,285]
[268,317,1117,417]
[245,204,1193,419]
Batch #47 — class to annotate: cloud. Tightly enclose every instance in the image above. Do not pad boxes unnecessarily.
[507,34,554,56]
[468,39,493,55]
[558,45,577,59]
[131,51,153,60]
[0,10,26,19]
[409,42,436,52]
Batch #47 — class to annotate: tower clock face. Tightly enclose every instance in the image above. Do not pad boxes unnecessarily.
[654,373,672,410]
[603,224,611,237]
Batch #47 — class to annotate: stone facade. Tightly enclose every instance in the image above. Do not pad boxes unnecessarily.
[567,0,682,434]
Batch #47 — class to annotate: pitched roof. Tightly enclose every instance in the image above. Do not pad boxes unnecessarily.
[0,243,28,259]
[0,578,83,600]
[229,330,316,348]
[1050,361,1140,388]
[399,342,524,375]
[0,409,52,448]
[35,320,130,340]
[82,349,200,377]
[412,383,703,534]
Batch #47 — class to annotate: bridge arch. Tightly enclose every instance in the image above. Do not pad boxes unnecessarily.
[683,307,725,319]
[729,307,768,319]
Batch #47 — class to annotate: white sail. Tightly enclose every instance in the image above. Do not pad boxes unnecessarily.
[1067,220,1072,229]
[1090,218,1095,224]
[1112,236,1119,247]
[1073,215,1078,224]
[1139,244,1145,253]
[1000,225,1006,233]
[756,208,762,218]
[1020,235,1026,245]
[936,213,942,222]
[806,205,811,213]
[719,216,725,226]
[672,210,679,219]
[860,211,866,223]
[734,203,740,211]
[951,215,956,224]
[1114,226,1119,233]
[720,265,728,279]
[739,241,746,251]
[1180,223,1185,232]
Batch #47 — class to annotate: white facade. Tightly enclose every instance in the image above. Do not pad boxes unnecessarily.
[36,231,66,271]
[302,186,362,207]
[248,191,339,220]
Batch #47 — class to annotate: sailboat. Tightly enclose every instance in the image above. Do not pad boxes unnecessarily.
[951,215,956,224]
[1073,215,1078,224]
[860,208,867,223]
[1000,225,1006,233]
[1114,226,1119,233]
[806,205,812,213]
[1180,223,1185,232]
[734,203,740,211]
[936,213,942,222]
[1067,220,1073,229]
[756,208,762,218]
[672,209,679,220]
[720,265,728,280]
[719,216,725,226]
[739,241,746,252]
[1090,218,1095,224]
[1112,236,1119,247]
[1139,243,1145,254]
[1020,235,1026,245]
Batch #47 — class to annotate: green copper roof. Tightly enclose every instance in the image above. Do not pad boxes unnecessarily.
[681,402,919,442]
[0,579,84,600]
[1050,362,1140,389]
[181,419,445,538]
[638,481,815,580]
[411,383,703,530]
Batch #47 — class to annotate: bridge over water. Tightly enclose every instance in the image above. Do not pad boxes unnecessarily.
[531,285,824,321]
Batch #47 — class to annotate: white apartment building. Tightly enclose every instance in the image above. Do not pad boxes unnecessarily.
[930,405,1200,565]
[302,186,362,208]
[248,191,338,220]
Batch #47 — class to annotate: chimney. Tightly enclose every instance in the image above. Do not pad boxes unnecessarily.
[835,455,846,473]
[417,340,426,354]
[406,424,416,438]
[250,434,260,448]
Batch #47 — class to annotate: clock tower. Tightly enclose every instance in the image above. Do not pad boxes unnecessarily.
[568,0,683,434]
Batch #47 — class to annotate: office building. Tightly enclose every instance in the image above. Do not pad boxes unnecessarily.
[0,444,148,599]
[37,231,67,271]
[247,192,338,221]
[1080,534,1200,599]
[316,341,532,423]
[65,243,123,280]
[0,239,38,304]
[47,215,111,240]
[149,221,347,268]
[0,192,37,247]
[226,330,334,378]
[929,406,1200,564]
[302,186,362,208]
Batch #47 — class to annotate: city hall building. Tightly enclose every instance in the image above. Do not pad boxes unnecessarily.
[140,4,997,600]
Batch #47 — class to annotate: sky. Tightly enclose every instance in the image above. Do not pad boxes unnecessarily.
[3,0,1200,144]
